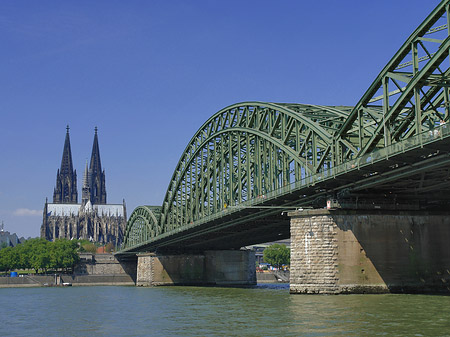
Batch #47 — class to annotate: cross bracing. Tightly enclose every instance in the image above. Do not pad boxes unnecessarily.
[123,206,162,248]
[121,0,450,253]
[338,0,450,159]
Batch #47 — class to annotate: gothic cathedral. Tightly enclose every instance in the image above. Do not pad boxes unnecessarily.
[41,126,126,245]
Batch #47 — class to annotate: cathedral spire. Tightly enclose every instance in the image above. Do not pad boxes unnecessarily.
[53,125,78,203]
[82,160,90,206]
[90,127,102,175]
[89,127,106,204]
[61,125,74,175]
[83,160,89,187]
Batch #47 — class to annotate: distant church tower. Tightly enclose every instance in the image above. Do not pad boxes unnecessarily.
[89,127,107,204]
[53,125,78,203]
[81,161,90,206]
[41,126,127,245]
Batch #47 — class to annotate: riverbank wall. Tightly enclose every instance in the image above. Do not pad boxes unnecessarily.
[0,274,135,287]
[257,271,290,283]
[0,253,137,287]
[0,253,291,287]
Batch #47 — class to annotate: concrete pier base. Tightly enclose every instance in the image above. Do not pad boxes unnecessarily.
[136,250,256,287]
[289,209,450,294]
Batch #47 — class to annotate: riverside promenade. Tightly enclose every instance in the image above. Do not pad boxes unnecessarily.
[0,253,136,287]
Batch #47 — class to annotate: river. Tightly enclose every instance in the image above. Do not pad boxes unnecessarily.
[1,284,449,336]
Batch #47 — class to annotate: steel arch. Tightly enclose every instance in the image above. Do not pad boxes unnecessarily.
[122,206,161,249]
[159,102,353,230]
[120,0,450,252]
[336,0,450,161]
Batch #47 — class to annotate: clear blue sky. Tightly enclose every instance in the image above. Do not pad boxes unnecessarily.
[0,0,439,238]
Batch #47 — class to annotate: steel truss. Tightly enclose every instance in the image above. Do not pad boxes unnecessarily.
[123,206,161,248]
[338,0,450,160]
[122,0,450,251]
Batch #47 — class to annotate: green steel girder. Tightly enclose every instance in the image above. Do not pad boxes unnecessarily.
[121,0,450,252]
[159,102,359,229]
[336,0,450,161]
[122,102,365,248]
[122,206,161,249]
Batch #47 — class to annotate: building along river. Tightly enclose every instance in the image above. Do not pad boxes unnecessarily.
[1,284,450,336]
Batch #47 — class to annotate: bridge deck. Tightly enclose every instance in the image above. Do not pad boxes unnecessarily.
[119,127,450,254]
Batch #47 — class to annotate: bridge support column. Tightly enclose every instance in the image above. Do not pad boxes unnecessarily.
[136,250,256,286]
[289,209,450,294]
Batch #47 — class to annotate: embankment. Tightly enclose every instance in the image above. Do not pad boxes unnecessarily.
[257,271,290,283]
[0,253,137,288]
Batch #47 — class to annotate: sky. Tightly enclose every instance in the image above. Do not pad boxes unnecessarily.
[0,0,440,238]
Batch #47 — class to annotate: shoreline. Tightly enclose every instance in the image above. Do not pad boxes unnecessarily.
[0,272,286,288]
[0,273,135,288]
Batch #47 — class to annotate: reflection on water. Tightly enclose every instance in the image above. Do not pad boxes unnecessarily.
[1,285,449,336]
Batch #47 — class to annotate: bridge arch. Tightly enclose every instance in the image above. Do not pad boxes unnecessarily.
[159,102,353,230]
[120,1,450,252]
[336,0,450,161]
[122,206,161,249]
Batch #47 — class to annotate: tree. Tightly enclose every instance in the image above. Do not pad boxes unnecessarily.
[0,247,19,271]
[0,238,81,274]
[263,244,290,269]
[81,242,97,254]
[51,239,79,272]
[16,240,31,270]
[104,242,115,253]
[28,238,51,273]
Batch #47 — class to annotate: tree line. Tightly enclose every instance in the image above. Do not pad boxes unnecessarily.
[0,238,79,274]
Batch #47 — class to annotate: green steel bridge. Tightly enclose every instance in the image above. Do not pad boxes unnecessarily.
[118,0,450,254]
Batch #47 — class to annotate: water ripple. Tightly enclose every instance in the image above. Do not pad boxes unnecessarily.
[1,287,449,336]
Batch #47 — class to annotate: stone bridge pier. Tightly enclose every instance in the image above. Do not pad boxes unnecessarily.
[289,209,450,294]
[136,250,256,287]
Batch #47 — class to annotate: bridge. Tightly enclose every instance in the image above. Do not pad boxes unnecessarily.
[117,1,450,293]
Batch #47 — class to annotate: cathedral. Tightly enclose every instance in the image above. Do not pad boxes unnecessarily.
[41,126,127,245]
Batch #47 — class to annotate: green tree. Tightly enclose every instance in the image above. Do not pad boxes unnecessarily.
[27,238,51,273]
[0,246,19,271]
[104,242,115,253]
[263,244,290,269]
[81,242,97,254]
[16,241,31,270]
[0,238,81,274]
[62,240,80,271]
[51,239,79,272]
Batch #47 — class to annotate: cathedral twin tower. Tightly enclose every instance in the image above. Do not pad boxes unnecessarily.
[41,127,126,245]
[53,126,106,205]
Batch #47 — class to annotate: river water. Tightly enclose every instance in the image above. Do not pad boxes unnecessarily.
[1,284,449,336]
